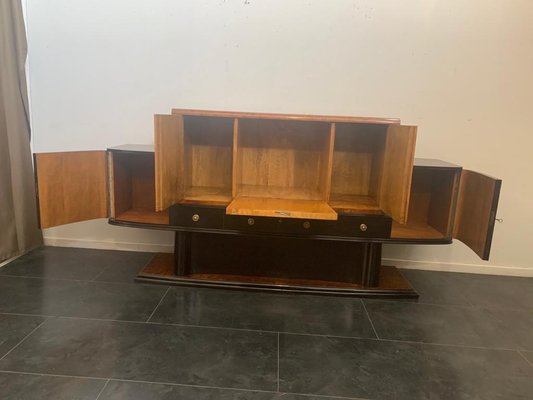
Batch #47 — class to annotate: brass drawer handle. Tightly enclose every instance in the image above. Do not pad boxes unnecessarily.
[359,223,368,232]
[248,218,255,226]
[303,221,311,229]
[192,214,200,222]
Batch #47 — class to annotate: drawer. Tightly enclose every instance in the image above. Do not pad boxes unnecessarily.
[170,204,225,229]
[224,213,391,239]
[223,215,282,233]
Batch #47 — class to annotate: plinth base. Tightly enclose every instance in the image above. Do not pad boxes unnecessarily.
[136,253,418,298]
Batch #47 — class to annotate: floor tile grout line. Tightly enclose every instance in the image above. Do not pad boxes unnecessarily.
[0,273,158,287]
[0,312,527,353]
[90,266,112,282]
[94,379,110,400]
[0,318,48,362]
[517,350,533,367]
[277,332,280,392]
[0,370,369,399]
[361,300,379,340]
[146,286,171,322]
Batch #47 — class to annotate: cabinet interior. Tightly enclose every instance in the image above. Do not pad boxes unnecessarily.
[391,167,459,239]
[110,151,169,225]
[329,123,387,214]
[181,115,234,205]
[154,111,415,222]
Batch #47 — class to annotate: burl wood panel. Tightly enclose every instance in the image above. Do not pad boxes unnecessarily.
[35,151,108,228]
[378,125,417,224]
[226,197,337,220]
[454,170,501,260]
[154,114,185,211]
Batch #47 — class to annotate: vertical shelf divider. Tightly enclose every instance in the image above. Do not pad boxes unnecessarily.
[232,118,239,199]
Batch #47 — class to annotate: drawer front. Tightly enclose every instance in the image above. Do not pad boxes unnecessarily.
[225,213,391,238]
[170,204,225,229]
[223,215,282,233]
[171,205,391,238]
[280,215,391,238]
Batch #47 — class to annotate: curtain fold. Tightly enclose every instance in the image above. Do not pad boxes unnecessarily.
[0,0,43,261]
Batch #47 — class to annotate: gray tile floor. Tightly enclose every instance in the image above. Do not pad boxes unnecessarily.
[0,247,532,400]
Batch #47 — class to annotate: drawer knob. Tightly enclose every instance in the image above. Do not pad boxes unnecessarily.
[359,223,368,232]
[192,214,200,222]
[248,218,255,226]
[303,221,311,229]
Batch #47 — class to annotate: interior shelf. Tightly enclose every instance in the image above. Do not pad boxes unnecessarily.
[236,185,324,201]
[156,111,416,222]
[391,222,446,239]
[181,186,233,206]
[328,194,382,214]
[115,209,169,225]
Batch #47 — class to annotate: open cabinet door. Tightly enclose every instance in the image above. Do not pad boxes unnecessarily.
[34,151,108,228]
[154,114,185,211]
[378,125,417,224]
[453,170,501,260]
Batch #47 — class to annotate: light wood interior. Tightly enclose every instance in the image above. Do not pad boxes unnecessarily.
[182,115,234,205]
[330,123,387,214]
[234,119,333,200]
[378,124,417,224]
[391,167,459,239]
[226,197,337,220]
[154,114,185,211]
[110,151,169,225]
[228,118,335,219]
[153,111,417,222]
[35,151,108,228]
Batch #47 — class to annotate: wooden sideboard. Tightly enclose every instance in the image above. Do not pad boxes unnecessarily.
[33,109,501,297]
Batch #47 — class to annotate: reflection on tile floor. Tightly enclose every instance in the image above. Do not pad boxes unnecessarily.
[0,246,532,400]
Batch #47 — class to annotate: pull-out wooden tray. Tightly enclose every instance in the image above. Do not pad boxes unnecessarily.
[226,197,337,220]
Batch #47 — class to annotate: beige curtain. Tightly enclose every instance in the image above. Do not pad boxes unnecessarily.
[0,0,42,261]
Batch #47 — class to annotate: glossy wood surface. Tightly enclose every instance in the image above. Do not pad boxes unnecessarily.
[183,115,233,198]
[378,124,417,224]
[453,170,501,260]
[114,208,169,225]
[154,114,185,211]
[138,251,416,297]
[171,108,401,125]
[226,197,337,220]
[35,151,108,228]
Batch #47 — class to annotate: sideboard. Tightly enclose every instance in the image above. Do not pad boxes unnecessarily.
[33,109,501,297]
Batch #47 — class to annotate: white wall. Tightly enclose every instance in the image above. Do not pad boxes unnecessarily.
[27,0,533,275]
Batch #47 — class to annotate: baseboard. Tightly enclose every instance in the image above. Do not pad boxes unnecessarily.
[41,237,532,278]
[385,258,533,278]
[43,237,174,253]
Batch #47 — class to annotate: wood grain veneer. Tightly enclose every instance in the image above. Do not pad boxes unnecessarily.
[378,125,417,224]
[453,170,501,260]
[35,151,108,229]
[226,197,337,220]
[154,114,185,211]
[172,108,400,125]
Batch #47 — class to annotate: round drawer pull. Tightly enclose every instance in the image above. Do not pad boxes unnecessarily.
[248,218,255,226]
[192,214,200,222]
[359,223,368,232]
[303,221,311,229]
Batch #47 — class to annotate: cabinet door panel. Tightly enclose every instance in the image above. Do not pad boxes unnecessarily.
[453,170,501,260]
[35,151,108,228]
[154,114,185,211]
[379,125,417,224]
